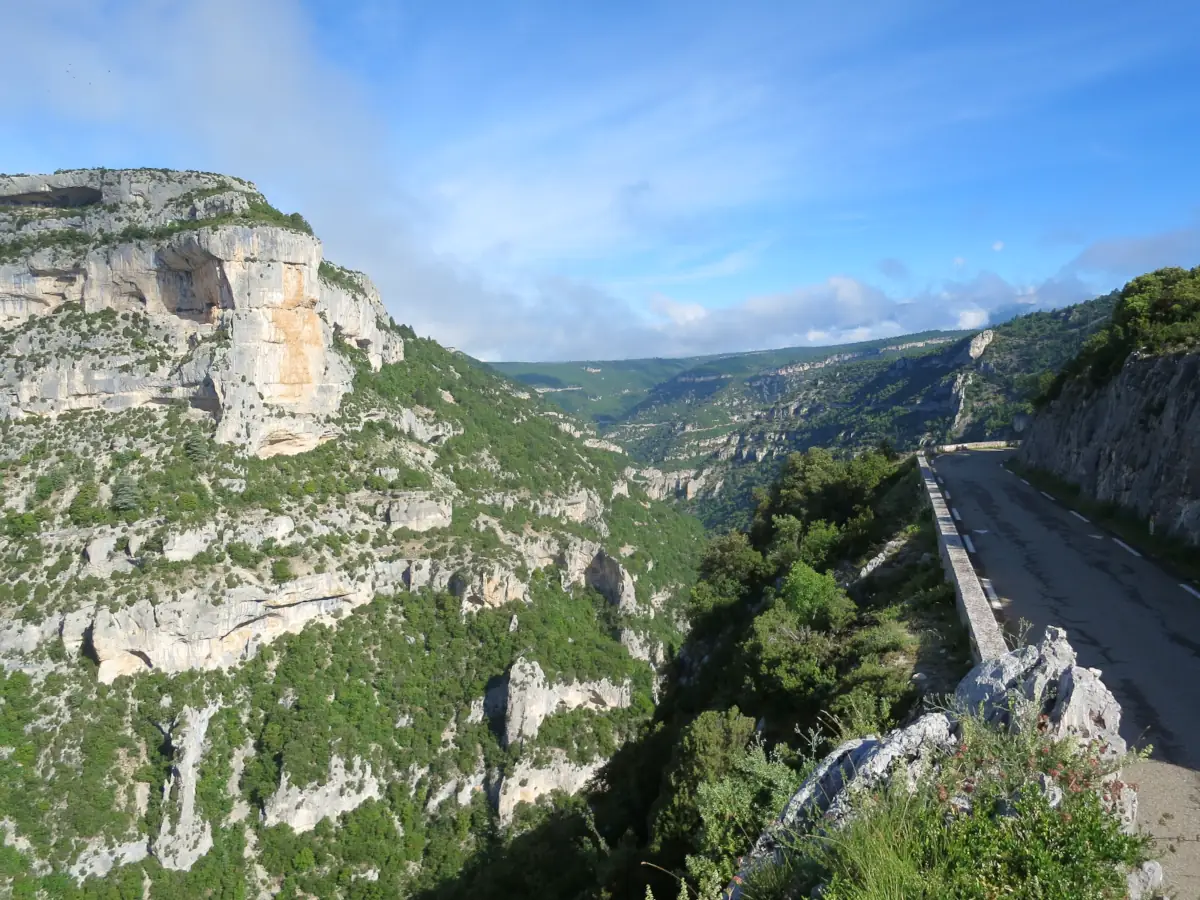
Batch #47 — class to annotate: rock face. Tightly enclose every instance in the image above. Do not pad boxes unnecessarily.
[68,838,150,882]
[452,563,529,611]
[380,492,453,532]
[628,466,714,501]
[965,329,995,361]
[496,750,604,824]
[1020,350,1200,545]
[261,756,381,833]
[0,169,403,458]
[729,628,1143,899]
[153,704,220,871]
[497,657,631,747]
[584,549,639,613]
[91,573,367,682]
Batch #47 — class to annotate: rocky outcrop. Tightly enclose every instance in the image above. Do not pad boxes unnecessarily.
[584,437,625,454]
[452,563,529,612]
[152,703,220,871]
[496,657,631,747]
[1020,350,1200,545]
[0,169,404,458]
[261,756,381,833]
[729,628,1146,899]
[619,628,665,666]
[162,525,217,562]
[68,838,150,882]
[627,466,714,501]
[963,329,995,362]
[91,573,368,682]
[379,492,453,532]
[531,487,605,526]
[316,271,403,370]
[584,549,638,613]
[496,750,604,824]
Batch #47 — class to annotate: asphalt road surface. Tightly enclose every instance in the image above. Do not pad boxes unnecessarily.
[934,449,1200,895]
[933,449,1200,769]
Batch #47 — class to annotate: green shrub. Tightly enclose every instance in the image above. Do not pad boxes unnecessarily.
[271,559,295,583]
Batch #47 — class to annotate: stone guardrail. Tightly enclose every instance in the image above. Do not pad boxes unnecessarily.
[936,439,1021,453]
[917,453,1008,662]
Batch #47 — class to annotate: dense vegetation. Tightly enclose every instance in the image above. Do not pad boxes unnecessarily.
[414,447,975,899]
[1040,266,1200,405]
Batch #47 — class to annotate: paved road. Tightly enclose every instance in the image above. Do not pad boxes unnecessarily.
[933,449,1200,769]
[935,449,1200,895]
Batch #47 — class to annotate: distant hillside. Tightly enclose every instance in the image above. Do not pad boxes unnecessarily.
[490,331,967,426]
[498,301,1116,529]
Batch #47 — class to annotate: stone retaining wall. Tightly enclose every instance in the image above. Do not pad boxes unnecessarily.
[917,453,1007,661]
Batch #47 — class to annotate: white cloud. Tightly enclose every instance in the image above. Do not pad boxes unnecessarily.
[957,308,989,329]
[953,256,967,267]
[0,0,1181,362]
[992,240,1005,251]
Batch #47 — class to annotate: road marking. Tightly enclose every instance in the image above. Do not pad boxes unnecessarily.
[1020,479,1030,486]
[974,529,989,534]
[944,489,952,499]
[979,578,1003,610]
[1112,539,1142,558]
[962,534,977,554]
[1040,490,1056,501]
[1090,534,1104,540]
[951,508,962,522]
[1182,584,1200,600]
[1070,511,1090,524]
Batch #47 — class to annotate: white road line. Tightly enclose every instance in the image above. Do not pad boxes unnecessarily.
[1020,479,1030,486]
[1182,583,1200,600]
[1090,534,1104,540]
[951,508,962,522]
[944,489,952,499]
[1070,511,1090,524]
[1113,539,1142,558]
[979,578,999,602]
[1040,491,1056,501]
[962,534,977,554]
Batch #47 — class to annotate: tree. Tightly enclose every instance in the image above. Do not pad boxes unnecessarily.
[271,559,295,583]
[110,474,140,512]
[648,708,757,858]
[777,561,855,631]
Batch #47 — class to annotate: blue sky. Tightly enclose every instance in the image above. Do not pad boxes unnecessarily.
[3,0,1200,360]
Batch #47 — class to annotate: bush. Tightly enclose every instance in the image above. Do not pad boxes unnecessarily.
[777,562,855,631]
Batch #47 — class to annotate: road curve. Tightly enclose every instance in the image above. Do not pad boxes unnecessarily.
[933,449,1200,770]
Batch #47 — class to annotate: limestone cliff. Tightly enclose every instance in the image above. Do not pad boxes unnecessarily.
[0,168,702,892]
[1020,350,1200,545]
[0,169,403,457]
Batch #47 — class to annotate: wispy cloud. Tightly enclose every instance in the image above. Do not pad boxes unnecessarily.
[0,0,1195,362]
